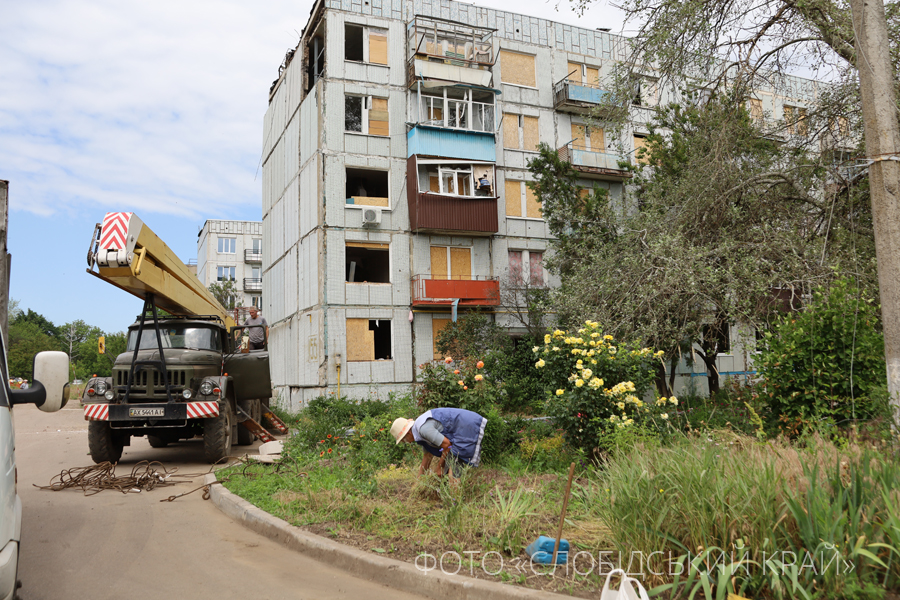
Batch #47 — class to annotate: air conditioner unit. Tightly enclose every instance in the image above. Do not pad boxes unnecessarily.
[362,208,382,225]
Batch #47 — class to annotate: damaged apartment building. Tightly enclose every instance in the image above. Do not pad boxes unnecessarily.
[261,0,829,407]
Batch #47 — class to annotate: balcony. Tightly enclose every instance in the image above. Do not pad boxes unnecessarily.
[243,278,262,292]
[553,78,611,115]
[407,156,498,235]
[244,249,262,263]
[558,143,631,181]
[407,125,496,162]
[411,275,500,307]
[406,16,494,89]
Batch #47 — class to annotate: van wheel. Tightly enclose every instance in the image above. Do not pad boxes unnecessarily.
[236,399,260,446]
[147,435,168,448]
[88,421,124,464]
[203,401,233,463]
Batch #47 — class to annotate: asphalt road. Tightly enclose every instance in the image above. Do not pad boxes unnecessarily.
[13,404,418,600]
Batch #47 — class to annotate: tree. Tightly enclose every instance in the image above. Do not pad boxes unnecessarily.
[570,0,900,406]
[8,320,57,379]
[531,97,875,395]
[208,280,242,310]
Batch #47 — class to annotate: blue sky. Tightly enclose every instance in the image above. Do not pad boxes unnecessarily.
[2,0,626,334]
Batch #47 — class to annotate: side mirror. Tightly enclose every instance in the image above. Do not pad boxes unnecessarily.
[10,351,70,412]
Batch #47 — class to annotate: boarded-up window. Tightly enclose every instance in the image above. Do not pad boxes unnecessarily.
[525,186,542,219]
[585,66,599,88]
[369,30,388,65]
[345,25,387,65]
[433,318,451,360]
[749,98,763,121]
[504,114,539,150]
[369,97,389,136]
[500,50,536,87]
[572,124,603,151]
[567,62,582,85]
[523,116,539,152]
[633,135,649,164]
[347,318,392,361]
[505,180,522,217]
[503,114,519,149]
[430,246,471,280]
[506,181,542,219]
[784,105,807,136]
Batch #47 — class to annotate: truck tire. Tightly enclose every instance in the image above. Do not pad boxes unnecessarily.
[236,399,260,446]
[88,421,124,464]
[203,400,233,463]
[147,435,168,448]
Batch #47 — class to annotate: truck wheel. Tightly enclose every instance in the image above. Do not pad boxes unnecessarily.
[88,421,124,464]
[236,399,260,446]
[147,435,168,448]
[203,400,233,463]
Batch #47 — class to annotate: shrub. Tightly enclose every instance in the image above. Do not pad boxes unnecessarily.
[416,357,506,416]
[435,313,511,362]
[536,320,659,453]
[756,278,887,430]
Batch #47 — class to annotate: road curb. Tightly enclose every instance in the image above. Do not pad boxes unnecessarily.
[205,473,574,600]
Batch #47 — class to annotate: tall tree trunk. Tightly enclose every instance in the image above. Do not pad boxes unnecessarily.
[654,360,672,397]
[850,0,900,415]
[696,349,721,396]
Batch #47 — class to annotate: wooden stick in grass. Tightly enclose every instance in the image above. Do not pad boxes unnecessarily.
[552,462,577,565]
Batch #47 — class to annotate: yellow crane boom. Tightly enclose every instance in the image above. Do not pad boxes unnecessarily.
[86,212,236,329]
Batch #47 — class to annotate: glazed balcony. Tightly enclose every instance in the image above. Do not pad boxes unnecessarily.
[411,275,500,307]
[558,143,631,181]
[406,156,499,235]
[553,78,611,115]
[407,125,496,162]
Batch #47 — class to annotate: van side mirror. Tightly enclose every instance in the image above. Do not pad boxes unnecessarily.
[10,351,70,412]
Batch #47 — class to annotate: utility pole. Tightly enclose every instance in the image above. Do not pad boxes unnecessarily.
[0,181,9,343]
[850,0,900,413]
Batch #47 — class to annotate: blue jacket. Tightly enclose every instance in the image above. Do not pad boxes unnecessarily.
[414,408,487,466]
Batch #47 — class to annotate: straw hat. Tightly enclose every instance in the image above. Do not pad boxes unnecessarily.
[390,417,414,444]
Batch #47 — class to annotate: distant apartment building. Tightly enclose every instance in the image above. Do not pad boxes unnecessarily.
[261,0,829,407]
[197,220,264,310]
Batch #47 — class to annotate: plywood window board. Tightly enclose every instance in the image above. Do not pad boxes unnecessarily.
[523,116,540,152]
[633,136,649,164]
[567,62,582,85]
[571,123,586,150]
[368,97,389,136]
[369,31,388,65]
[505,180,522,217]
[349,196,389,207]
[346,241,389,249]
[525,186,542,219]
[449,247,471,280]
[500,50,536,87]
[586,67,599,87]
[346,318,375,361]
[430,246,448,279]
[502,113,519,149]
[590,127,605,152]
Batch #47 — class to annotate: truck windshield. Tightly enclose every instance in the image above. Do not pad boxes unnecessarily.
[126,326,222,351]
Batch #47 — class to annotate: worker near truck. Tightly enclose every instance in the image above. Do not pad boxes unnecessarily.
[390,408,487,478]
[243,307,268,350]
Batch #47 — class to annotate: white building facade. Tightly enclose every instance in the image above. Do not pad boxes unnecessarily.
[262,0,826,408]
[197,220,264,310]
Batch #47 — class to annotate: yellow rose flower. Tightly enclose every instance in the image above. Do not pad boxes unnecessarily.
[575,379,585,387]
[582,368,593,379]
[475,374,483,381]
[670,396,679,406]
[556,389,565,396]
[604,335,614,341]
[544,334,551,344]
[661,413,669,420]
[617,402,625,409]
[535,359,546,368]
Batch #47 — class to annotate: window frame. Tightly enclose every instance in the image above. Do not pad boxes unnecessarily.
[344,23,388,65]
[345,94,389,137]
[216,265,236,282]
[499,49,537,89]
[217,237,236,254]
[504,179,543,220]
[508,249,546,287]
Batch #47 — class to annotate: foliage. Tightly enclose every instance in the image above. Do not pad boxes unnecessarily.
[485,336,550,414]
[435,313,511,363]
[287,394,407,454]
[208,279,242,310]
[416,357,506,417]
[536,321,659,453]
[8,320,58,379]
[531,98,875,396]
[756,278,888,430]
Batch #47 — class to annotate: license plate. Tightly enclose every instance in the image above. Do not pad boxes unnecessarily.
[129,407,165,417]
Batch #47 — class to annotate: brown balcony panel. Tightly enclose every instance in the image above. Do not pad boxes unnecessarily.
[411,276,500,307]
[409,192,498,234]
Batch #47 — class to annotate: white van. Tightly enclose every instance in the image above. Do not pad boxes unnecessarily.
[0,335,69,600]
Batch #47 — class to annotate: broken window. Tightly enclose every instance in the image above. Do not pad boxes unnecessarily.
[418,162,494,197]
[345,24,387,65]
[430,246,471,280]
[346,318,392,361]
[499,50,536,87]
[415,88,495,133]
[784,105,808,136]
[345,95,389,136]
[346,242,390,283]
[432,318,451,360]
[571,123,604,152]
[346,168,389,207]
[306,34,325,93]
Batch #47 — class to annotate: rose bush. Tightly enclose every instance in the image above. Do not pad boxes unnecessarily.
[537,321,662,453]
